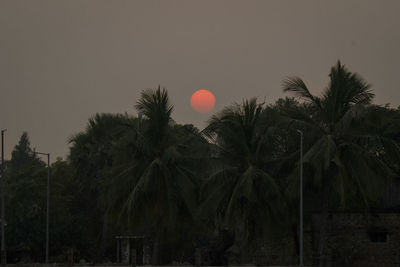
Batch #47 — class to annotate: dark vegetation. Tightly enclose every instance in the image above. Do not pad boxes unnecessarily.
[3,61,400,264]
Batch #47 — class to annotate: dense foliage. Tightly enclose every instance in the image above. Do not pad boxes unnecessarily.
[2,62,400,265]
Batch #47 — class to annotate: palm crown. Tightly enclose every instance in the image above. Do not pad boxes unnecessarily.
[200,98,286,252]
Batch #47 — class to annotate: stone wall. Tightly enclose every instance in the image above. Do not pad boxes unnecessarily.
[313,212,400,267]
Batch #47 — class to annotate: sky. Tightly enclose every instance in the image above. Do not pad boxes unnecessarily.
[1,0,400,160]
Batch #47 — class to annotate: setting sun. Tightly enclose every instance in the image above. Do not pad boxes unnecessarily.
[190,89,215,113]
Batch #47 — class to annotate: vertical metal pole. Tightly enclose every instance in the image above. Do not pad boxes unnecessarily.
[297,130,304,267]
[46,153,50,265]
[1,129,6,267]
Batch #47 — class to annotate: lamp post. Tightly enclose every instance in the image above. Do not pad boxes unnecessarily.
[1,129,6,267]
[297,130,304,267]
[34,151,50,265]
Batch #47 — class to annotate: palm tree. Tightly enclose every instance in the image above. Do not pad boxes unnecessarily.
[102,86,209,264]
[199,98,286,262]
[282,61,398,266]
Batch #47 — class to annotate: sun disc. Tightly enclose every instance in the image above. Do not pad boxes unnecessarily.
[191,89,215,113]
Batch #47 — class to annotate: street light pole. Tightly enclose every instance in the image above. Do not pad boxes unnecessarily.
[34,151,50,265]
[297,130,304,267]
[1,129,6,267]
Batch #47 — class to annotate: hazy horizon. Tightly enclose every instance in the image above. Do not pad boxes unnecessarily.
[1,0,400,160]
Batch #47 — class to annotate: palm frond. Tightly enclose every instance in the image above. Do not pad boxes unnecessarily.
[282,77,322,108]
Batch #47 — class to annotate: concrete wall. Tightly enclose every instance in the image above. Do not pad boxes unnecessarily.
[313,212,400,267]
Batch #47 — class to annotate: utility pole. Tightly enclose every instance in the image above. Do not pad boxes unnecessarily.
[297,130,304,267]
[45,153,50,265]
[1,129,6,267]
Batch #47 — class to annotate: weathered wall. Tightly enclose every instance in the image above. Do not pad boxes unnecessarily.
[313,213,400,267]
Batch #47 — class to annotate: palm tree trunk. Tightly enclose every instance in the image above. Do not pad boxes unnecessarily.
[317,181,330,267]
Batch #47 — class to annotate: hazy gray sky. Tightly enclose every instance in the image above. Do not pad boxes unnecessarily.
[1,0,400,160]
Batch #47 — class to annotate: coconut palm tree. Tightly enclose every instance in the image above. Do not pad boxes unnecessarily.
[102,86,210,264]
[282,61,399,266]
[199,98,287,261]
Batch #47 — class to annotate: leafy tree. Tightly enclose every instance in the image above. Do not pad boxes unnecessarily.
[9,132,41,171]
[68,113,132,260]
[5,132,47,262]
[48,158,82,262]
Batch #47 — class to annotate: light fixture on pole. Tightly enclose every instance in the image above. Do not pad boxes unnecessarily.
[297,129,304,267]
[33,151,50,265]
[1,129,6,267]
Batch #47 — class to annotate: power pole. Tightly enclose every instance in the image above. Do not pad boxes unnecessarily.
[1,129,6,267]
[46,153,50,265]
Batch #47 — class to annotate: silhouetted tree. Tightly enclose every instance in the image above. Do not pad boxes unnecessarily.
[282,61,399,266]
[199,98,287,261]
[102,87,210,264]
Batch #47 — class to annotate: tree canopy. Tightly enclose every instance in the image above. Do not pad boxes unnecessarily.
[3,62,400,265]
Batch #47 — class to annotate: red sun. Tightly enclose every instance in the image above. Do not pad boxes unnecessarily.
[191,89,215,113]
